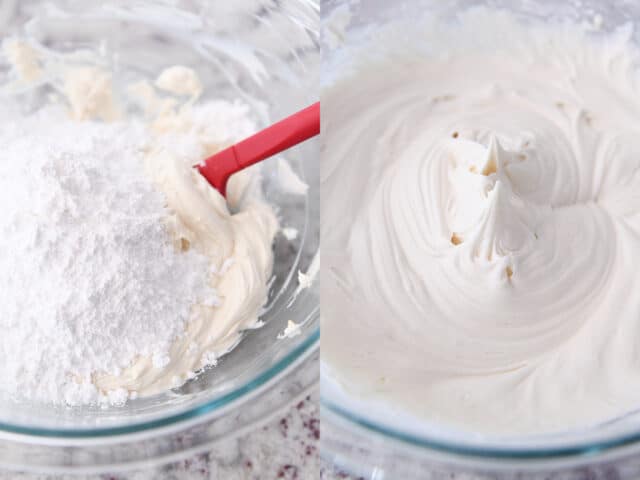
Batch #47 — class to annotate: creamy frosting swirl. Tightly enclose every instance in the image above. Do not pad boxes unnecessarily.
[322,9,640,434]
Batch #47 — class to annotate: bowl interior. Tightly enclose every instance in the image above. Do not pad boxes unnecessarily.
[321,0,640,458]
[0,0,319,435]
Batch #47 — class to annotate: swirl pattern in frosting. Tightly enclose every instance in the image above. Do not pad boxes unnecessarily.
[322,9,640,434]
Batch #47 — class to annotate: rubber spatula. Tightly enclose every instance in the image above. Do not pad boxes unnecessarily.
[197,102,320,197]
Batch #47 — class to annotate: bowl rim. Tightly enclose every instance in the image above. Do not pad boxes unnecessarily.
[0,325,318,440]
[320,389,640,462]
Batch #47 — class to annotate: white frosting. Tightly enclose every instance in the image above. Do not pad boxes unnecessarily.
[323,4,352,50]
[322,9,640,434]
[281,227,299,241]
[63,66,121,121]
[278,320,302,339]
[155,65,203,98]
[3,39,41,82]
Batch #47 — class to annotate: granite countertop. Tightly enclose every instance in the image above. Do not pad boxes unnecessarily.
[0,389,321,480]
[320,463,361,480]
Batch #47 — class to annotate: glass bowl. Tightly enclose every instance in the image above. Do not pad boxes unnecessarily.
[320,0,640,478]
[0,0,319,473]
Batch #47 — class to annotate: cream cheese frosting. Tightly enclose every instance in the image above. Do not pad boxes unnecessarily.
[100,72,278,398]
[3,39,279,403]
[322,9,640,434]
[97,114,278,397]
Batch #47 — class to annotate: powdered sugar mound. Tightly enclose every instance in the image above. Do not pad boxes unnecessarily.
[0,106,217,405]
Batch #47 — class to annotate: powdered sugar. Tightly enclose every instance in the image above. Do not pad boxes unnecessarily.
[0,106,218,405]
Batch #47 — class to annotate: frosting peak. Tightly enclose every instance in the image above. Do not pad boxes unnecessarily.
[447,135,543,277]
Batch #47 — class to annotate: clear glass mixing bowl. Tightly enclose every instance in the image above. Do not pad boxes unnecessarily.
[321,1,640,478]
[0,0,319,473]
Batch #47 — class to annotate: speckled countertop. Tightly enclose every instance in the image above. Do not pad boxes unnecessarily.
[0,389,320,480]
[320,463,360,480]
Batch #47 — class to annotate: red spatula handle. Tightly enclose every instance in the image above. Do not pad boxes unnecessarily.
[198,102,320,196]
